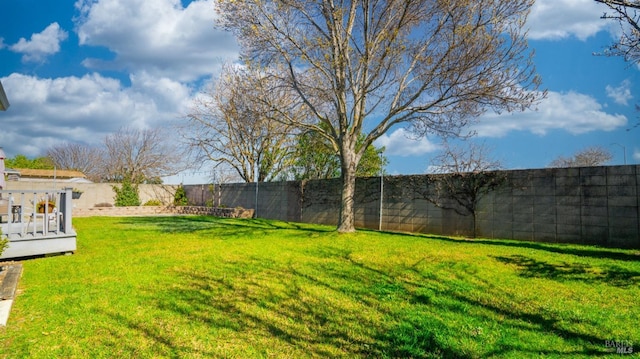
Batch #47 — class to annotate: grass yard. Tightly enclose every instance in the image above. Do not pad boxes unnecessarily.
[0,216,638,358]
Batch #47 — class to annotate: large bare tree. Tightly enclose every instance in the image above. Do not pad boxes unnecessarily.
[216,0,543,232]
[103,127,185,184]
[184,64,299,182]
[46,142,105,182]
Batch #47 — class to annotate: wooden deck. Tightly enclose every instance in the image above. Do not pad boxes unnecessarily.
[0,189,77,259]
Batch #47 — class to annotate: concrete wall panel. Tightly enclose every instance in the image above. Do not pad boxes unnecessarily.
[189,165,640,247]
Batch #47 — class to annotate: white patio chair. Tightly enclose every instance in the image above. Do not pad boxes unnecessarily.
[23,206,62,236]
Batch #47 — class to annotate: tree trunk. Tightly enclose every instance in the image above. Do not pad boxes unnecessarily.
[472,210,478,239]
[337,144,358,233]
[337,170,357,233]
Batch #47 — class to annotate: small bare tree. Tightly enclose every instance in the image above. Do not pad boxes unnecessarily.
[548,146,613,168]
[426,141,505,238]
[183,64,299,182]
[103,127,185,184]
[216,0,544,232]
[46,142,105,182]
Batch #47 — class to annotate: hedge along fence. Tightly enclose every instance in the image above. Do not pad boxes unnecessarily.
[186,165,640,249]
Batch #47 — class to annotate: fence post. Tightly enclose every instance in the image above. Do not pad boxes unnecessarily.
[62,187,73,233]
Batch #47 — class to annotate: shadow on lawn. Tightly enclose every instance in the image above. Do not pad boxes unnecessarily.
[119,216,220,233]
[119,216,331,237]
[101,217,631,356]
[154,266,378,357]
[492,254,640,288]
[350,256,614,358]
[122,217,639,263]
[148,250,612,358]
[95,308,215,358]
[371,229,640,262]
[150,258,468,358]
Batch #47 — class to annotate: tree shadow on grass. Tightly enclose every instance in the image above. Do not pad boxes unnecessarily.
[369,228,640,262]
[468,238,640,262]
[315,248,614,355]
[152,264,377,357]
[118,216,332,236]
[492,254,640,288]
[429,288,613,358]
[144,247,620,358]
[94,308,216,358]
[118,216,221,233]
[391,262,615,357]
[147,256,472,358]
[357,254,615,350]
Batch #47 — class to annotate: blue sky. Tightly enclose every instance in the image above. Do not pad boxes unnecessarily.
[0,0,638,184]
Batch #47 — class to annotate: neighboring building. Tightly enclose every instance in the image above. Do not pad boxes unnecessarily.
[0,80,9,111]
[9,168,92,183]
[3,168,20,181]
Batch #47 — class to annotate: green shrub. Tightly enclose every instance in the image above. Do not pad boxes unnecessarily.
[174,185,188,206]
[112,178,141,207]
[143,199,162,206]
[0,228,7,257]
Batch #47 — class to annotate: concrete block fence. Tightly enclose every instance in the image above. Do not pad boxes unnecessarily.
[186,165,640,248]
[4,165,638,248]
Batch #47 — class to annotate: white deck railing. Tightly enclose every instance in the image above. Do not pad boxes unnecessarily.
[0,188,75,241]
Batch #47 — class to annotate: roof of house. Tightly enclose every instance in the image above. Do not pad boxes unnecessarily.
[13,168,87,179]
[3,168,20,176]
[0,80,9,111]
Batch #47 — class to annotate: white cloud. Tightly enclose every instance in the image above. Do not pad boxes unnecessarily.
[129,71,193,113]
[0,72,193,157]
[75,0,238,82]
[634,148,640,162]
[474,91,627,137]
[606,79,633,106]
[374,128,439,157]
[9,23,68,62]
[526,0,609,41]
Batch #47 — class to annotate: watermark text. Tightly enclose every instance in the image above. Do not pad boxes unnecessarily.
[605,340,633,355]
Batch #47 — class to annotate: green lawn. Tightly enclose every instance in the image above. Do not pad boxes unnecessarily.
[0,216,638,358]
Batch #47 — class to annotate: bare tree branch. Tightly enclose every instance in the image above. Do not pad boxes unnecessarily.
[46,142,105,182]
[548,146,613,168]
[103,127,186,184]
[596,0,640,63]
[425,141,505,238]
[182,64,300,182]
